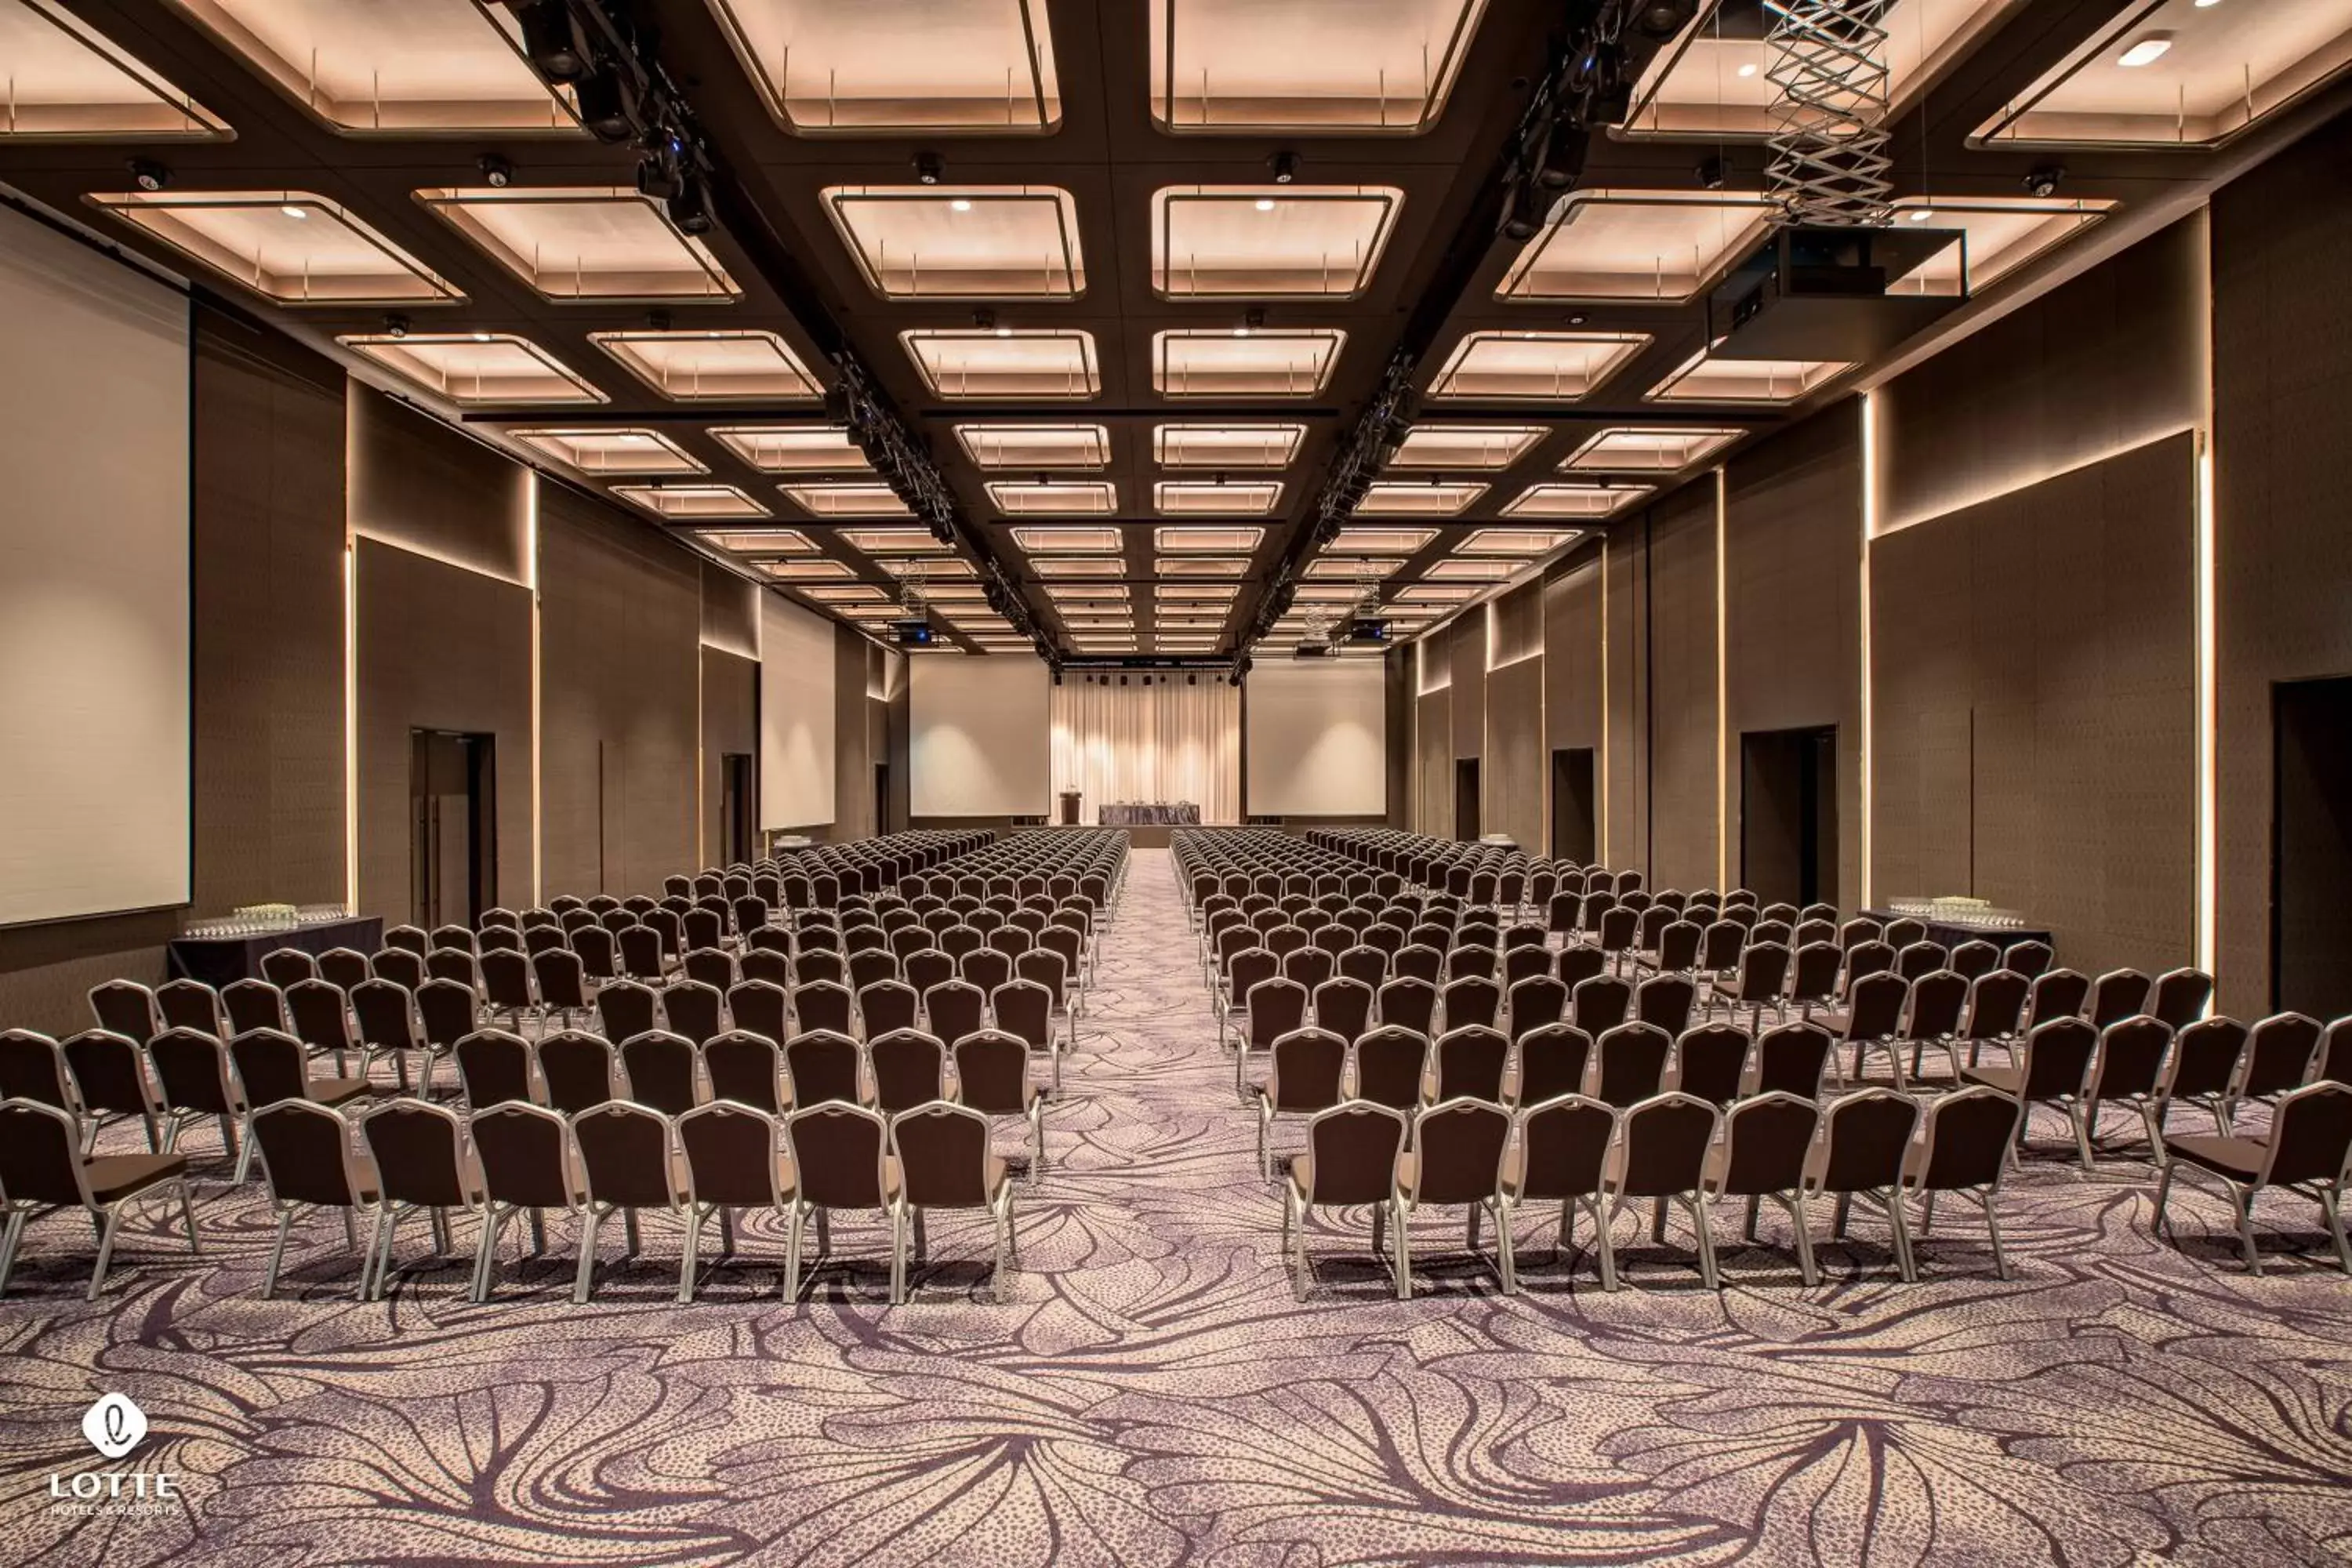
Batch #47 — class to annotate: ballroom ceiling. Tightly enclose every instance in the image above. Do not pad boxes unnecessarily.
[4,0,2347,662]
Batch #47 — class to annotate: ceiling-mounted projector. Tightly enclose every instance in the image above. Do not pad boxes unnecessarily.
[1707,223,1969,363]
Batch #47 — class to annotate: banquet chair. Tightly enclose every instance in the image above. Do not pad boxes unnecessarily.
[0,1098,198,1301]
[1280,1102,1410,1301]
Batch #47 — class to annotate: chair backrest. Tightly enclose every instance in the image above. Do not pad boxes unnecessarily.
[1267,1028,1346,1111]
[1615,1093,1718,1199]
[869,1028,947,1113]
[1411,1098,1509,1205]
[155,979,225,1036]
[148,1027,235,1114]
[1911,1087,2020,1193]
[1672,1022,1749,1106]
[2087,968,2153,1029]
[1514,1023,1591,1108]
[2147,967,2214,1029]
[1245,978,1308,1048]
[261,948,319,989]
[1512,1094,1612,1201]
[251,1099,364,1207]
[597,980,659,1044]
[453,1029,534,1109]
[1903,970,1968,1039]
[1375,976,1436,1036]
[2320,1017,2352,1088]
[1842,971,1907,1041]
[661,981,724,1047]
[227,1027,315,1108]
[924,979,985,1044]
[1434,1025,1508,1103]
[1571,975,1632,1036]
[1299,1103,1406,1207]
[2090,1015,2172,1101]
[62,1030,151,1116]
[683,947,736,992]
[361,1100,474,1207]
[1353,1025,1430,1111]
[574,1101,681,1209]
[2024,967,2092,1030]
[786,1102,890,1208]
[1754,1021,1831,1098]
[1505,975,1567,1043]
[724,980,789,1047]
[784,1029,864,1107]
[2165,1015,2249,1099]
[1392,944,1443,985]
[1702,1091,1815,1204]
[892,1101,998,1207]
[0,1098,92,1206]
[222,978,288,1038]
[703,1030,783,1112]
[1816,1088,1922,1194]
[2266,1082,2352,1186]
[1960,969,2029,1041]
[536,1030,616,1114]
[1947,939,2002,982]
[679,1102,786,1207]
[1312,977,1374,1043]
[88,980,159,1043]
[1594,1022,1671,1109]
[1440,975,1501,1033]
[2243,1011,2325,1098]
[1635,974,1697,1036]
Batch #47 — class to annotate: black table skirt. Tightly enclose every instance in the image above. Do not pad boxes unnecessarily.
[1862,909,2054,955]
[168,916,385,988]
[1098,803,1200,826]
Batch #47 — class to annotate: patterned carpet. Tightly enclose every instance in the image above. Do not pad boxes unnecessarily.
[3,848,2350,1566]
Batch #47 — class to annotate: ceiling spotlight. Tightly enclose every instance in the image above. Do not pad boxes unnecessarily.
[1254,198,1276,212]
[949,198,973,212]
[913,151,945,185]
[1695,154,1727,191]
[1634,0,1697,40]
[1500,176,1548,241]
[635,153,681,201]
[2117,31,2174,67]
[515,0,586,82]
[1269,151,1301,184]
[1565,310,1589,326]
[1906,208,1933,222]
[383,313,411,339]
[1536,119,1590,191]
[666,172,716,235]
[572,68,634,143]
[1737,61,1759,78]
[477,153,514,189]
[127,158,169,192]
[280,204,308,220]
[646,308,672,331]
[2022,164,2066,199]
[470,331,494,343]
[973,307,998,334]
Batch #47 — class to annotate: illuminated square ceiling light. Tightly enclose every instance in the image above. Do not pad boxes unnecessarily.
[1155,480,1283,516]
[1647,348,1851,405]
[1392,583,1477,604]
[802,585,893,604]
[1389,424,1546,469]
[1152,638,1219,652]
[822,185,1083,298]
[610,483,770,519]
[1049,583,1130,601]
[1884,197,2117,294]
[1153,556,1250,576]
[592,331,822,401]
[1459,527,1581,555]
[1973,0,2352,150]
[2,1,228,137]
[1151,185,1403,299]
[840,528,949,554]
[417,187,737,302]
[703,0,1060,133]
[1333,526,1436,553]
[1158,582,1238,601]
[1305,555,1403,579]
[509,427,705,475]
[1356,480,1487,516]
[1031,557,1127,578]
[1428,332,1650,401]
[1059,615,1134,631]
[986,480,1117,516]
[1499,190,1777,302]
[1155,525,1265,552]
[1154,329,1343,397]
[339,332,603,405]
[1011,526,1123,553]
[1156,614,1229,631]
[710,426,870,473]
[913,583,986,601]
[1152,423,1306,469]
[1624,0,2017,140]
[1423,557,1521,582]
[1149,0,1490,133]
[1501,482,1651,518]
[1561,426,1744,473]
[90,192,459,303]
[164,0,573,133]
[780,481,913,518]
[760,559,858,582]
[692,528,815,554]
[958,424,1111,470]
[1294,582,1372,602]
[903,329,1099,399]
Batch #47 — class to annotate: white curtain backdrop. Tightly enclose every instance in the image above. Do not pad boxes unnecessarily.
[1050,676,1241,824]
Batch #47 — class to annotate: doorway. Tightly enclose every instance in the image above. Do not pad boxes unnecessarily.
[721,753,754,865]
[409,730,495,928]
[873,760,892,837]
[1454,757,1482,841]
[2274,677,2352,1018]
[1740,727,1836,909]
[1551,747,1596,864]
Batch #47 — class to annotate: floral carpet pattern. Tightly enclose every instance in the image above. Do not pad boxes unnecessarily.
[2,848,2350,1566]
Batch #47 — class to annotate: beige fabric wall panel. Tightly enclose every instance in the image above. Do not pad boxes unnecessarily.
[1484,655,1546,854]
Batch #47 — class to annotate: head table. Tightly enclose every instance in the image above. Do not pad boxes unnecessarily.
[1099,802,1200,826]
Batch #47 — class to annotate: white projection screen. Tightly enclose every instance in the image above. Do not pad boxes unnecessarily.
[1246,659,1387,817]
[911,658,1049,817]
[0,205,191,925]
[759,593,836,829]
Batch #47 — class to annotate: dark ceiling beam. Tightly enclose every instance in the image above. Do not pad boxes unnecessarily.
[517,0,1063,660]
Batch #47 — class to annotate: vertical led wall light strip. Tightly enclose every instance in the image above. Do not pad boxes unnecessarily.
[343,401,359,913]
[1858,393,1878,910]
[526,474,543,906]
[1598,535,1611,864]
[1715,466,1729,891]
[2194,435,2217,975]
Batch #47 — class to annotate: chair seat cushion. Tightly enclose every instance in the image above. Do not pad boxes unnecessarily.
[84,1152,187,1204]
[2164,1132,2266,1182]
[310,1076,372,1105]
[1957,1065,2022,1094]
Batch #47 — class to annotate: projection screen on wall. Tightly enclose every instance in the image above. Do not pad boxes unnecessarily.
[0,205,191,925]
[1245,659,1388,817]
[759,593,836,830]
[910,659,1050,817]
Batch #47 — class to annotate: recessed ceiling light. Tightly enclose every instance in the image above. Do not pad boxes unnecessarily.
[470,331,493,342]
[1254,198,1275,212]
[2117,33,2172,68]
[1737,63,1758,78]
[1906,208,1933,222]
[950,198,973,212]
[281,204,307,219]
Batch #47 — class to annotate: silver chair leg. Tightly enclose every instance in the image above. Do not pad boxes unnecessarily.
[263,1207,296,1298]
[1496,1196,1517,1295]
[1594,1198,1619,1293]
[677,1205,702,1305]
[1788,1194,1818,1287]
[179,1184,200,1253]
[2152,1162,2177,1236]
[2319,1188,2352,1275]
[1886,1191,1918,1283]
[0,1209,25,1298]
[86,1208,125,1301]
[1981,1191,2011,1281]
[784,1202,805,1301]
[573,1206,603,1304]
[1691,1193,1719,1290]
[2234,1186,2262,1276]
[1392,1199,1411,1301]
[370,1206,399,1301]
